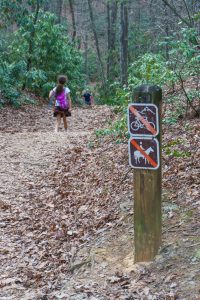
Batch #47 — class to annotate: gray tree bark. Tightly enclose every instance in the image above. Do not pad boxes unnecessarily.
[107,1,118,81]
[84,32,88,81]
[23,0,40,89]
[57,0,63,24]
[87,0,106,85]
[120,1,128,86]
[69,0,76,41]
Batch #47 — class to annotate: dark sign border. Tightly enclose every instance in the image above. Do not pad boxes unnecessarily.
[128,137,160,170]
[127,103,159,137]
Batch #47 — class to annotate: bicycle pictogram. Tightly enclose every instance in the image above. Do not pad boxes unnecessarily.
[130,106,155,132]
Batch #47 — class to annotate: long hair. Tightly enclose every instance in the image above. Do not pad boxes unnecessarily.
[55,75,67,96]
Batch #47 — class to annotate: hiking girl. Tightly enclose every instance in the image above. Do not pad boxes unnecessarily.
[49,75,72,132]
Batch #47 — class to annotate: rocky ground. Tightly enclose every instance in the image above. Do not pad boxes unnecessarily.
[0,104,199,300]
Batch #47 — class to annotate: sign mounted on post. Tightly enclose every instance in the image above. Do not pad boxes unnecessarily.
[128,103,159,137]
[129,137,160,170]
[127,85,162,263]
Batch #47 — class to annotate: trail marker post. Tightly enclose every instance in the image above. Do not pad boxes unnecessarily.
[128,84,162,262]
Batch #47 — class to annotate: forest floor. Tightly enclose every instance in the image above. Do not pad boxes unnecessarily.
[0,103,199,300]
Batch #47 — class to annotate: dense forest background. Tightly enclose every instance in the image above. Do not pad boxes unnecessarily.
[0,1,200,298]
[0,0,199,121]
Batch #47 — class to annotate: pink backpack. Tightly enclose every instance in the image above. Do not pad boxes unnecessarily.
[56,89,69,109]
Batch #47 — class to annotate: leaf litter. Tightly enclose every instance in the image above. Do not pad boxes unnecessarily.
[0,103,199,299]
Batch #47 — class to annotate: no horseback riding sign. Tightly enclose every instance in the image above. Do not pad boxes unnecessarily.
[128,137,160,170]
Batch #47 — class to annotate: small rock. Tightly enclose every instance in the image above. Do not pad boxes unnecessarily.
[170,282,178,288]
[0,222,7,228]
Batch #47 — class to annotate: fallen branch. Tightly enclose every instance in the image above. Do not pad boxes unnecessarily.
[185,242,200,248]
[69,258,91,272]
[1,161,48,166]
[176,71,200,117]
[120,168,132,184]
[162,223,182,234]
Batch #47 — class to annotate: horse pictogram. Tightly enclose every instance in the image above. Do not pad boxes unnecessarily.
[128,137,160,170]
[134,146,154,164]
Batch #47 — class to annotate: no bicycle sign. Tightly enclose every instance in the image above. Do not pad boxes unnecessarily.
[128,103,159,137]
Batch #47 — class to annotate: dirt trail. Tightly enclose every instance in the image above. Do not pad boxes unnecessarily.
[0,105,199,300]
[0,105,115,299]
[0,108,92,200]
[0,107,95,214]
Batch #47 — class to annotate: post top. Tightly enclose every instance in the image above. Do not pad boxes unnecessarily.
[133,84,162,104]
[134,84,162,93]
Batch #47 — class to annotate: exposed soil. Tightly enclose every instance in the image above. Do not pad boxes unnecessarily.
[0,104,199,300]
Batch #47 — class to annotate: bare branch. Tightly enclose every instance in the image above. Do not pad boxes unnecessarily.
[161,0,192,27]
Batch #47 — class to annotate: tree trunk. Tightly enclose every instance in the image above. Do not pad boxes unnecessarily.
[107,3,111,78]
[120,1,128,86]
[43,1,49,11]
[23,0,40,89]
[182,0,194,27]
[84,32,88,81]
[57,0,63,24]
[87,0,106,85]
[107,1,118,81]
[69,0,76,41]
[164,3,170,61]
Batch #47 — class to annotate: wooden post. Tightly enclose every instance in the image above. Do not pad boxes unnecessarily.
[133,84,162,262]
